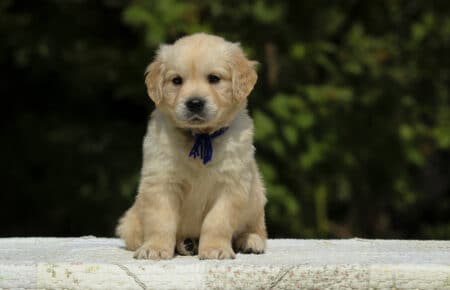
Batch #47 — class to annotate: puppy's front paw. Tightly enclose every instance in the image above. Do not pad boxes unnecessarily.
[134,243,174,260]
[234,233,265,254]
[199,246,235,260]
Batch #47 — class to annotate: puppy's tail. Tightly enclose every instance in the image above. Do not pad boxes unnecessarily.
[116,206,143,251]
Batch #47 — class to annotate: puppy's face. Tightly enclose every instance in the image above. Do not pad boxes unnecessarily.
[145,34,257,131]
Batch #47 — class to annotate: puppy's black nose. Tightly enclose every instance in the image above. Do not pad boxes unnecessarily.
[185,97,205,113]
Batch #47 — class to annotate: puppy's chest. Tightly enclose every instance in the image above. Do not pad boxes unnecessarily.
[177,172,219,238]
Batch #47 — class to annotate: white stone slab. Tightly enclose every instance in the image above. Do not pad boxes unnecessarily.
[0,237,449,289]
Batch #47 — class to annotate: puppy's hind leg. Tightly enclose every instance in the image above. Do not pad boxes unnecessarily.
[116,206,143,251]
[234,210,267,254]
[176,238,199,256]
[235,168,268,254]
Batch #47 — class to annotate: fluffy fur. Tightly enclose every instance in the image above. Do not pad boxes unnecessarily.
[116,33,267,260]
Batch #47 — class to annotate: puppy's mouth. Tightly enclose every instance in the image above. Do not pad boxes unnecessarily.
[187,115,207,124]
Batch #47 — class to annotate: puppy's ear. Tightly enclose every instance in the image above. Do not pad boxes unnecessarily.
[144,45,169,105]
[231,46,258,102]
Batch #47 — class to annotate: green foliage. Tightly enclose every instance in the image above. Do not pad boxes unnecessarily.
[0,0,448,238]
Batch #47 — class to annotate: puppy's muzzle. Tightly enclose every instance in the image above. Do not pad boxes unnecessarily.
[185,97,205,114]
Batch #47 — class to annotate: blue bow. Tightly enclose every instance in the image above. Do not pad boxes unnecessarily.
[189,127,228,164]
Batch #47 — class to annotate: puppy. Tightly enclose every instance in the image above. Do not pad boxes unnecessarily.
[116,33,267,260]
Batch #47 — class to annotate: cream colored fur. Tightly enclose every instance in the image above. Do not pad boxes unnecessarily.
[116,33,267,260]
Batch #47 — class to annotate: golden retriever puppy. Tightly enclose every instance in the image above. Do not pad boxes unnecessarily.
[116,33,267,260]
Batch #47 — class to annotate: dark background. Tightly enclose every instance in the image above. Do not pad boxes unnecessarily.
[1,0,449,239]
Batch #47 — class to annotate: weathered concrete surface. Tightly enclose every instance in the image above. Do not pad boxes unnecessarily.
[0,237,449,289]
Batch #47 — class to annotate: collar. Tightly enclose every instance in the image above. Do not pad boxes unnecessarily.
[188,127,228,165]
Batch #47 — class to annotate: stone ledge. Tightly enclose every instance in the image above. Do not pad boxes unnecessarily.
[0,237,449,289]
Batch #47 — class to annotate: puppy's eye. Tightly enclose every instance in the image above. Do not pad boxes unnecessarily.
[172,76,183,85]
[207,74,220,84]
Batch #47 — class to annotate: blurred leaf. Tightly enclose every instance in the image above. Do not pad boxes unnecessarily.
[253,110,275,141]
[252,0,284,24]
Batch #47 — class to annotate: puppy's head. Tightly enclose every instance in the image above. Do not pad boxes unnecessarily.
[145,33,257,131]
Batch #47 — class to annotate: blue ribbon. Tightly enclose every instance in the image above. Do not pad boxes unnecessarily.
[189,127,228,164]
